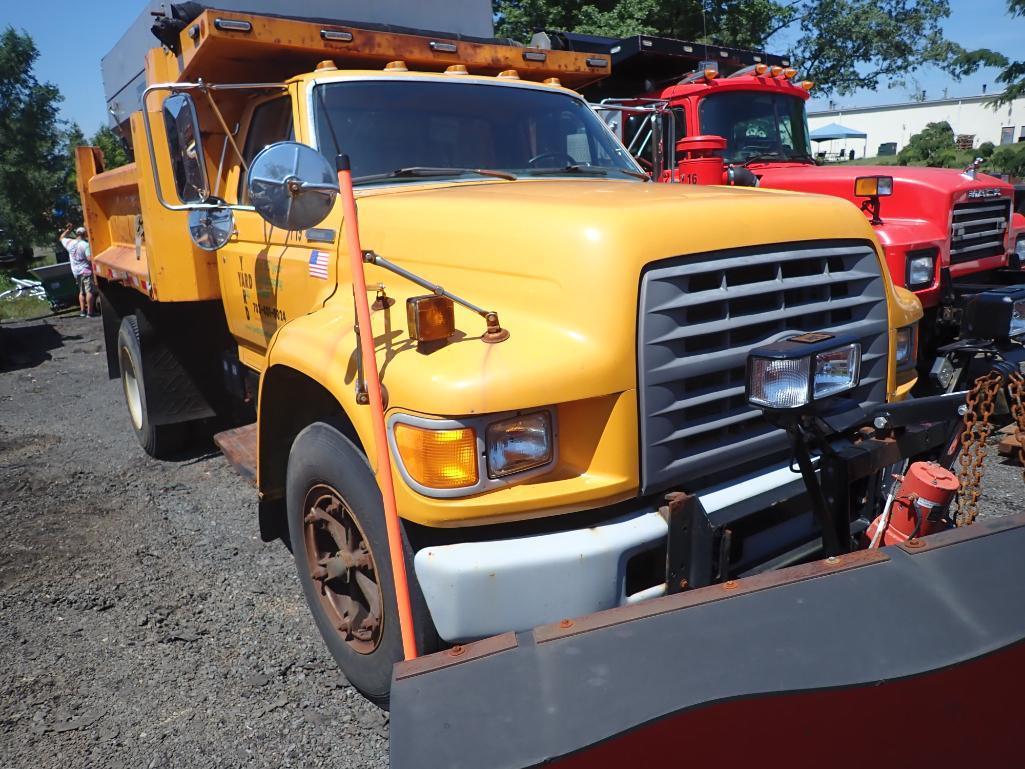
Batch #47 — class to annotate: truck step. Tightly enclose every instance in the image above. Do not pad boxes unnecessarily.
[213,423,258,485]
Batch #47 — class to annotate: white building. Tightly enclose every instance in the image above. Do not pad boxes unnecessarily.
[808,92,1025,158]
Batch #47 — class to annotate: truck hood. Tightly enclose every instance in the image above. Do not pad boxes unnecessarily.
[322,179,894,415]
[755,163,1015,223]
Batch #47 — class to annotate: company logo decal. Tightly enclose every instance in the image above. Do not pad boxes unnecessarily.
[966,188,1002,199]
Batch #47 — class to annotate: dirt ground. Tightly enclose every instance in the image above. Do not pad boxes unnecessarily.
[0,316,388,769]
[0,315,1022,768]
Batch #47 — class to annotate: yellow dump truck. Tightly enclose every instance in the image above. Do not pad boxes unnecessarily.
[77,5,956,713]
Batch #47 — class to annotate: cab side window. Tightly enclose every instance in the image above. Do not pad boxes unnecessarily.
[238,97,294,203]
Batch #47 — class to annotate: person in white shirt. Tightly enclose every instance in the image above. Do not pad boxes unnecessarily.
[59,224,96,317]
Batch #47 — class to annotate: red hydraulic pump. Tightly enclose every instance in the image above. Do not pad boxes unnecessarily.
[866,462,960,547]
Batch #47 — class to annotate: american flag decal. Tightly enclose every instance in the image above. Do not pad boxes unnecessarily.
[308,250,329,279]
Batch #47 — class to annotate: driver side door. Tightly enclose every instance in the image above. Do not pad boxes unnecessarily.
[219,92,339,359]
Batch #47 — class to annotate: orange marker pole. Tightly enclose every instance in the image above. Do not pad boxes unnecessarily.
[336,154,418,661]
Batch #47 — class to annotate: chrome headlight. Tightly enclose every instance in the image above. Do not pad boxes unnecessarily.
[485,412,553,478]
[1015,236,1025,263]
[905,248,936,290]
[895,324,918,370]
[747,333,861,410]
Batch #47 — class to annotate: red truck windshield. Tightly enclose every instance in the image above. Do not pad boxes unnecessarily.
[312,79,641,183]
[698,92,813,164]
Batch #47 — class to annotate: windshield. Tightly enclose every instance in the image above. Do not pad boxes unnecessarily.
[312,79,641,183]
[698,92,812,164]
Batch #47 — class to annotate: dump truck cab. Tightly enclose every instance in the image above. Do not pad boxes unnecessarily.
[79,5,1019,711]
[551,32,1022,379]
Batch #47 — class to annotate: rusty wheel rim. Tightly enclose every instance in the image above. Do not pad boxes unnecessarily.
[303,484,384,655]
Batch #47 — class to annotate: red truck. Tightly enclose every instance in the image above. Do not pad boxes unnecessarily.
[539,32,1025,381]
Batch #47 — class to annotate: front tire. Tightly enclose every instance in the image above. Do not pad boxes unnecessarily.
[117,316,187,458]
[286,422,435,708]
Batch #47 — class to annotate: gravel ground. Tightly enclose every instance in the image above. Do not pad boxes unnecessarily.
[0,316,1022,768]
[0,316,387,769]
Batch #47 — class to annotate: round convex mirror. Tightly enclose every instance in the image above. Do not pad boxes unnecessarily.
[247,141,339,231]
[187,199,234,251]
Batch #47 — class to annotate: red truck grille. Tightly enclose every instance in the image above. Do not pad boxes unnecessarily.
[950,199,1012,263]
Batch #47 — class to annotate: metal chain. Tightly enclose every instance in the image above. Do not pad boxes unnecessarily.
[1008,372,1025,484]
[954,371,1003,527]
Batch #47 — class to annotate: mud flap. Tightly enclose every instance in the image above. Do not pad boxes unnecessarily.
[390,513,1025,769]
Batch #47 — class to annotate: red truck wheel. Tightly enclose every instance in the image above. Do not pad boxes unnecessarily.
[116,316,187,458]
[285,422,435,708]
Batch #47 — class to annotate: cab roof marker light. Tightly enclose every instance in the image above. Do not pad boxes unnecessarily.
[800,80,815,91]
[445,64,469,75]
[384,60,408,71]
[523,50,547,62]
[497,69,520,79]
[755,63,768,75]
[543,77,562,86]
[214,18,252,32]
[429,41,459,53]
[770,65,784,77]
[784,67,798,79]
[320,29,353,42]
[704,68,718,80]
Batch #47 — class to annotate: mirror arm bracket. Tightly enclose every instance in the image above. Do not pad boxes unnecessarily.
[362,250,509,343]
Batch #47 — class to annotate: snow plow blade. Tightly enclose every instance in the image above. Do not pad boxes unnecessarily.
[391,512,1025,768]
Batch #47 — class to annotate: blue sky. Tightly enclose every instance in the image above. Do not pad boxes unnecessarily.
[2,1,1021,134]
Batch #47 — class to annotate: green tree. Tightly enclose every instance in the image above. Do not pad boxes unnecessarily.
[896,121,958,167]
[989,143,1025,178]
[91,125,131,170]
[495,0,974,96]
[0,27,67,261]
[950,1,1024,105]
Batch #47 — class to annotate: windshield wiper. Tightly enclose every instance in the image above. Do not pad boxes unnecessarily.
[741,151,784,166]
[352,167,517,184]
[527,163,648,180]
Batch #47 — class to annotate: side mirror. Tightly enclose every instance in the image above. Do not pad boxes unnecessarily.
[187,197,234,251]
[247,141,339,231]
[162,93,209,203]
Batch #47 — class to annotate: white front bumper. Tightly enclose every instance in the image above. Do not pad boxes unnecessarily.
[415,458,811,643]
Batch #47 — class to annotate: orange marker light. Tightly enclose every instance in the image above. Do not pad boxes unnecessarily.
[784,67,798,79]
[407,295,455,343]
[497,69,520,79]
[445,64,469,75]
[384,60,408,71]
[770,66,784,77]
[800,80,815,91]
[543,77,562,86]
[315,59,337,71]
[394,424,479,489]
[704,68,718,80]
[754,63,768,75]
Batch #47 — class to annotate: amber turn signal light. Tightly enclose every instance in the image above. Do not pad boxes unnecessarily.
[407,295,455,343]
[393,423,478,489]
[854,176,893,197]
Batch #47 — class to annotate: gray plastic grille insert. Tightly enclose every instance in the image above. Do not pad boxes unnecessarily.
[637,240,888,494]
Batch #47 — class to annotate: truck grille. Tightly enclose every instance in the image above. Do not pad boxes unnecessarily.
[950,199,1012,263]
[637,240,889,494]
